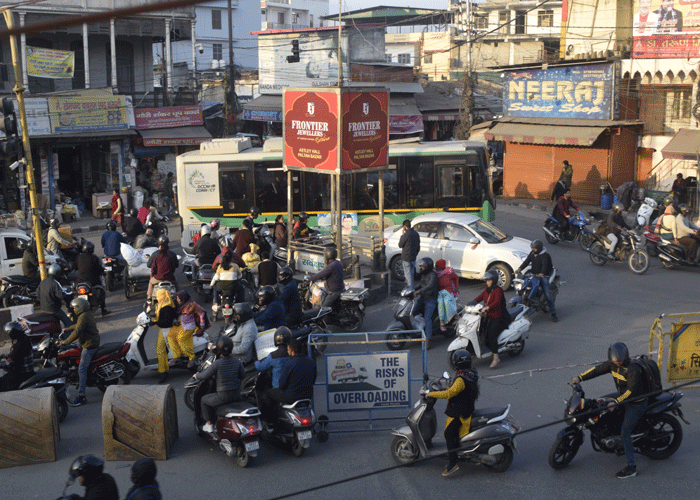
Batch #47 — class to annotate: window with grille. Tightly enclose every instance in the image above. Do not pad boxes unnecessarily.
[398,53,411,64]
[212,10,222,30]
[474,15,488,30]
[538,10,553,27]
[498,11,510,34]
[667,89,692,120]
[213,43,223,61]
[424,53,433,64]
[639,85,693,134]
[515,11,526,34]
[386,54,393,63]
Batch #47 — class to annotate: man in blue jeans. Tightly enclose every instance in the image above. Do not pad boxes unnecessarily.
[398,219,420,289]
[413,258,438,350]
[515,239,557,322]
[38,264,73,328]
[61,297,101,406]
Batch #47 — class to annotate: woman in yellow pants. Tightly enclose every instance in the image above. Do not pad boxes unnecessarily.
[169,290,208,369]
[153,288,177,383]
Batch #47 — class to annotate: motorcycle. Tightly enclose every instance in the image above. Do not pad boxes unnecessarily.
[643,227,698,270]
[548,382,687,470]
[542,210,595,249]
[17,366,71,423]
[72,281,106,313]
[181,250,215,302]
[385,287,462,350]
[390,372,519,471]
[447,303,531,367]
[102,255,125,292]
[1,258,72,308]
[511,270,561,318]
[17,311,65,348]
[299,279,369,332]
[585,228,650,275]
[184,360,263,467]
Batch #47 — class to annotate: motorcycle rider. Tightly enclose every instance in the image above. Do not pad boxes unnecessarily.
[305,248,344,309]
[413,257,438,350]
[101,220,127,259]
[209,218,221,240]
[293,212,311,240]
[67,455,119,500]
[674,204,700,262]
[0,321,35,392]
[278,267,303,326]
[210,250,243,321]
[195,336,245,434]
[124,208,145,240]
[47,218,72,259]
[124,458,161,500]
[62,297,101,406]
[570,342,648,479]
[255,326,291,389]
[552,188,580,236]
[255,251,278,288]
[274,214,288,248]
[253,285,285,330]
[76,241,110,316]
[21,239,40,281]
[39,263,73,328]
[427,349,480,477]
[233,218,256,257]
[604,202,632,259]
[146,236,178,310]
[515,239,557,322]
[134,228,157,250]
[245,206,262,229]
[192,224,219,275]
[470,270,509,369]
[230,302,258,363]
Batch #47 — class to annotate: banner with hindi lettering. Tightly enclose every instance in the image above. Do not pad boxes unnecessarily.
[26,46,74,78]
[632,0,700,58]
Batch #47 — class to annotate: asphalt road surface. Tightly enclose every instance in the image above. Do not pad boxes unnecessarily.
[3,206,699,500]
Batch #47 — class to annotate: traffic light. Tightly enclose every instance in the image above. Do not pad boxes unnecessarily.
[287,39,300,63]
[0,97,20,158]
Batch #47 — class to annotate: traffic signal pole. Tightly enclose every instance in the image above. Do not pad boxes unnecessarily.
[3,10,47,279]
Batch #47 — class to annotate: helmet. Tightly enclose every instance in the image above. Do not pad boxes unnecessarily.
[82,241,95,254]
[664,195,674,207]
[4,321,26,341]
[299,211,308,222]
[678,204,691,215]
[451,349,472,370]
[482,270,498,283]
[47,263,62,277]
[612,202,624,213]
[417,257,434,275]
[608,342,629,364]
[210,219,221,230]
[233,302,252,322]
[215,336,233,356]
[106,220,117,231]
[70,297,90,316]
[324,247,338,263]
[69,455,104,483]
[200,225,211,237]
[219,234,234,249]
[17,239,28,251]
[158,235,169,247]
[256,285,276,307]
[278,267,293,285]
[250,206,261,218]
[274,326,292,347]
[530,239,543,253]
[49,218,60,229]
[129,208,138,218]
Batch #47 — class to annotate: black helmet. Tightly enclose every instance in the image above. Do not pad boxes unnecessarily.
[129,208,138,218]
[47,263,62,277]
[130,458,157,487]
[215,336,233,356]
[612,202,624,213]
[50,218,60,229]
[482,270,498,283]
[233,302,252,322]
[250,206,261,218]
[530,239,543,253]
[274,326,292,347]
[608,342,629,365]
[106,220,117,231]
[324,247,338,263]
[158,235,169,247]
[417,257,434,275]
[4,321,26,341]
[678,204,691,215]
[69,455,104,483]
[451,349,472,370]
[299,211,308,222]
[278,267,293,285]
[82,241,95,254]
[256,285,276,307]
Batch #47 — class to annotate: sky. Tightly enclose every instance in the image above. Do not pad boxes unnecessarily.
[328,0,450,15]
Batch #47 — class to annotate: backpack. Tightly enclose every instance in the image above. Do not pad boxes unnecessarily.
[631,354,663,394]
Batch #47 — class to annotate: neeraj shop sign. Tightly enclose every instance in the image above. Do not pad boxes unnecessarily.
[283,87,389,174]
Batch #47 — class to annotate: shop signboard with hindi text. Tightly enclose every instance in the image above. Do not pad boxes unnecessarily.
[134,106,203,130]
[48,92,129,133]
[668,322,700,382]
[632,0,700,58]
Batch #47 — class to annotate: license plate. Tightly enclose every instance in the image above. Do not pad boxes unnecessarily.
[223,309,233,316]
[104,266,112,271]
[244,440,260,452]
[358,303,365,310]
[79,295,88,301]
[297,430,312,440]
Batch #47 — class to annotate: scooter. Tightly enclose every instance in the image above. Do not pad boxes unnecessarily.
[637,197,659,228]
[643,227,699,270]
[446,303,531,367]
[390,372,519,471]
[542,210,595,249]
[299,279,369,332]
[385,287,461,350]
[185,366,263,467]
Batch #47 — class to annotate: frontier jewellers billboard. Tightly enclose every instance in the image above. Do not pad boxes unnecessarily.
[283,87,389,173]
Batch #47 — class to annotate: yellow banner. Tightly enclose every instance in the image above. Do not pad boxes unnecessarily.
[669,322,700,382]
[48,93,128,133]
[26,46,74,79]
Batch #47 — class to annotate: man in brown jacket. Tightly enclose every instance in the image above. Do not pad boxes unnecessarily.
[62,297,100,406]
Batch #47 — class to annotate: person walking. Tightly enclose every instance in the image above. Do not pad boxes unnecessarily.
[170,290,208,369]
[398,219,420,289]
[152,288,177,384]
[163,172,176,217]
[111,188,125,232]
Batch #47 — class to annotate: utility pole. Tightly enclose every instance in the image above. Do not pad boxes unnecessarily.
[337,0,342,87]
[458,0,473,140]
[227,0,236,135]
[2,9,47,278]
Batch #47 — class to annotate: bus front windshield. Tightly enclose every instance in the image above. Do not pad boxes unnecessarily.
[468,219,509,243]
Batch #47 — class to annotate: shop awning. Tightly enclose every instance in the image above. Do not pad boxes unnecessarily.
[242,95,283,122]
[137,126,212,147]
[485,122,608,146]
[661,129,700,160]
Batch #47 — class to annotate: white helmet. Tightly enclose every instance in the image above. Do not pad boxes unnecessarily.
[200,225,211,237]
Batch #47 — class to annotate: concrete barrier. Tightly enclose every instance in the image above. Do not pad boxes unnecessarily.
[0,387,59,469]
[102,384,178,461]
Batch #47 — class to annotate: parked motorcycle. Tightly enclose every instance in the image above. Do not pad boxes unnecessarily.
[102,255,125,292]
[542,210,595,249]
[586,228,650,274]
[1,258,72,308]
[447,303,531,367]
[385,287,461,350]
[637,197,659,228]
[299,279,369,332]
[390,372,518,471]
[548,382,687,469]
[511,271,561,318]
[642,227,698,270]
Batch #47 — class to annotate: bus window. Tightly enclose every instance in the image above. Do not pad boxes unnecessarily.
[302,172,330,211]
[404,158,434,208]
[438,166,464,197]
[254,162,286,213]
[220,170,248,213]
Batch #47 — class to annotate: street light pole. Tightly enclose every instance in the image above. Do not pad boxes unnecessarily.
[227,0,236,135]
[2,9,47,279]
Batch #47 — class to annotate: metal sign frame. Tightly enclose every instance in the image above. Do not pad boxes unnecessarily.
[649,311,700,389]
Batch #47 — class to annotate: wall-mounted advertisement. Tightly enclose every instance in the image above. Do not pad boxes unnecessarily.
[48,93,129,132]
[26,46,74,78]
[632,0,700,58]
[503,61,620,120]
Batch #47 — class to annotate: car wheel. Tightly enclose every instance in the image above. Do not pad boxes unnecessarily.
[488,263,511,290]
[390,256,405,281]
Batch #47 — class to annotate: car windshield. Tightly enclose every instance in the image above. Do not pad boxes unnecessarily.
[467,219,508,243]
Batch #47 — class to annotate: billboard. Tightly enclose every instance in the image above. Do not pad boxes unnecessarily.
[134,106,203,129]
[632,0,700,58]
[48,93,129,132]
[26,46,74,79]
[503,62,621,120]
[341,91,389,171]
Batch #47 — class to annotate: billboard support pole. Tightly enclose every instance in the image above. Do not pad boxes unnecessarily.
[287,169,293,266]
[336,171,342,256]
[337,0,342,87]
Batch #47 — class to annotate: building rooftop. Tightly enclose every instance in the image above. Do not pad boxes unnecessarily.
[322,6,453,26]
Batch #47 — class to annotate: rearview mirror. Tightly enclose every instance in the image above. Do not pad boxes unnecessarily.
[443,371,450,379]
[469,237,479,245]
